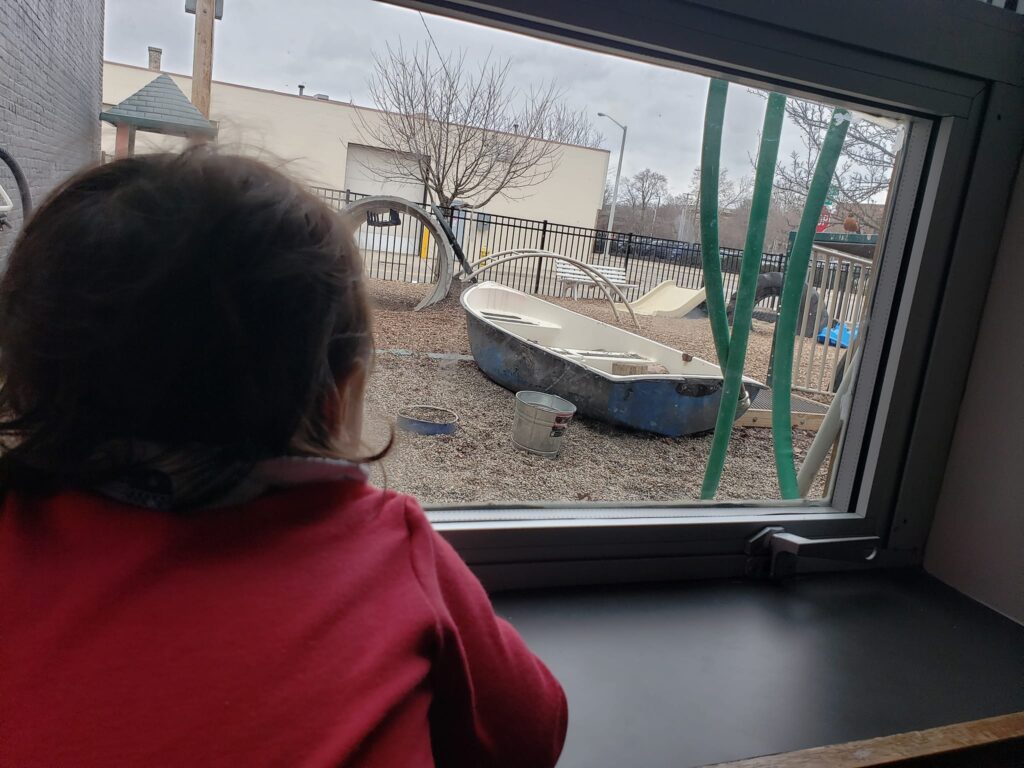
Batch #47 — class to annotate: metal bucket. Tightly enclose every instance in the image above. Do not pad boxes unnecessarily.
[512,391,577,458]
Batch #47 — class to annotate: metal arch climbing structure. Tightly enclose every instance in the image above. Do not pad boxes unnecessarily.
[339,195,456,312]
[462,248,641,328]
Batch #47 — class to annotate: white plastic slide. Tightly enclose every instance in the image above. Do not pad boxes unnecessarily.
[613,280,706,318]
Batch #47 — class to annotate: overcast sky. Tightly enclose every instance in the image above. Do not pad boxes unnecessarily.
[105,0,811,195]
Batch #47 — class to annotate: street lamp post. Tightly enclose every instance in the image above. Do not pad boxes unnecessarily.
[598,112,627,257]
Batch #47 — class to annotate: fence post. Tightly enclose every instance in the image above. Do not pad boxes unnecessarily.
[533,220,548,294]
[344,189,351,204]
[625,232,634,268]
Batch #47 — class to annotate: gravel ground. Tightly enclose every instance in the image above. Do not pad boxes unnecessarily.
[363,278,831,504]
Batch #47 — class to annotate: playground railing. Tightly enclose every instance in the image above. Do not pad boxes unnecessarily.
[309,185,791,304]
[790,247,873,399]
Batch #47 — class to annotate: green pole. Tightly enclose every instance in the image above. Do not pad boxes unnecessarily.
[699,79,732,368]
[700,92,786,500]
[771,109,851,498]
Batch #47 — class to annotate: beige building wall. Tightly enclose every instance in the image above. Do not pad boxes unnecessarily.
[101,61,609,227]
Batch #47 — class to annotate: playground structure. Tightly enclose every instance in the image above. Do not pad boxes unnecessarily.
[614,280,707,318]
[731,247,871,433]
[341,84,873,502]
[788,247,872,398]
[338,195,644,327]
[338,195,458,311]
[719,244,873,400]
[696,79,858,501]
[461,248,641,328]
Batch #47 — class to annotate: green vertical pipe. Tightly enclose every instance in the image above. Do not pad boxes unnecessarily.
[699,79,732,368]
[771,109,851,498]
[700,92,787,500]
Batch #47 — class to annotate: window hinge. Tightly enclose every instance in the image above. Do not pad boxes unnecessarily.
[745,526,880,578]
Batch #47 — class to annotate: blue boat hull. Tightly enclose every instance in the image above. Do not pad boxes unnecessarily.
[465,313,763,437]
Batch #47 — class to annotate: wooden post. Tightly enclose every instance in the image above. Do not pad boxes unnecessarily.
[190,0,216,119]
[114,124,136,159]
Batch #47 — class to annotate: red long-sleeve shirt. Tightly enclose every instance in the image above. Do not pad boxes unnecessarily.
[0,479,567,767]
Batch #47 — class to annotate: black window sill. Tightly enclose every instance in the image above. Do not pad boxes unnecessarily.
[492,570,1024,768]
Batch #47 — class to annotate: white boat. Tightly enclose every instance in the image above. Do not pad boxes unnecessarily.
[461,282,765,437]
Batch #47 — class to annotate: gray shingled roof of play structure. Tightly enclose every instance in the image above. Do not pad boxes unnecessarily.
[100,74,217,138]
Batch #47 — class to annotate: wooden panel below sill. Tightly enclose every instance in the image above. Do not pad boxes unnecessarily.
[701,711,1024,767]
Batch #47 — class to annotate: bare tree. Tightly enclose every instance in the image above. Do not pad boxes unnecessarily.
[622,168,668,235]
[762,97,901,233]
[543,102,605,149]
[359,43,603,208]
[688,167,753,213]
[716,197,797,252]
[646,192,692,240]
[685,168,759,248]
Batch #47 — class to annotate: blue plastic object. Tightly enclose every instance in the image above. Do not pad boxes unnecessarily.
[817,322,859,349]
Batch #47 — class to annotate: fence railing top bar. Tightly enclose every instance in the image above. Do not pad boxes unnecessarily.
[812,245,875,267]
[424,203,697,246]
[314,185,795,259]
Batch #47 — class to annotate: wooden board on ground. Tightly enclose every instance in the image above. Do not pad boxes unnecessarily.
[700,711,1024,768]
[737,409,826,431]
[738,386,829,432]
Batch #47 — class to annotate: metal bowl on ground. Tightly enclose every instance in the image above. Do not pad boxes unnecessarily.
[397,405,460,436]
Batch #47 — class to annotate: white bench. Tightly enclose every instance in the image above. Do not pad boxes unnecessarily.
[554,263,639,300]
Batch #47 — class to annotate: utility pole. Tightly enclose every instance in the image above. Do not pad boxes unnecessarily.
[598,113,627,257]
[651,193,662,237]
[187,0,224,119]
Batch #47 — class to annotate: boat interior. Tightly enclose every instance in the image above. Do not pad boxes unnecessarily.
[467,283,739,380]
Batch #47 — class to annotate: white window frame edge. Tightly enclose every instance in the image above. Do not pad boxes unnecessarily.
[375,0,1024,588]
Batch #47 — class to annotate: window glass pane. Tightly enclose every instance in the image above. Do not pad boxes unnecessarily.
[104,0,908,509]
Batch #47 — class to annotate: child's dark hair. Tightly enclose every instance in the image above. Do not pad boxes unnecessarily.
[0,149,381,506]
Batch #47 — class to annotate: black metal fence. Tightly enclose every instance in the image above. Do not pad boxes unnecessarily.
[311,187,368,208]
[312,186,444,286]
[311,186,800,308]
[440,208,793,306]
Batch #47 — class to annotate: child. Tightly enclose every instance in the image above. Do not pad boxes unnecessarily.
[0,150,567,767]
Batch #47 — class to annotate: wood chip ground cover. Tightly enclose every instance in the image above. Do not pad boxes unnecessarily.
[364,279,831,504]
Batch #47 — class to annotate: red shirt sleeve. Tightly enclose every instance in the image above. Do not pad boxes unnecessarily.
[403,497,568,768]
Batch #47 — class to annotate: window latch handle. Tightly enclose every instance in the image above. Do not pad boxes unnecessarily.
[745,526,880,578]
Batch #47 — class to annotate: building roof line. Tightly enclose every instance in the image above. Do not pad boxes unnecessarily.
[104,60,611,155]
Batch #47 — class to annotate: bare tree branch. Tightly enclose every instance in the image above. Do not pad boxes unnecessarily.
[750,93,901,233]
[357,42,604,208]
[619,169,668,235]
[688,167,753,214]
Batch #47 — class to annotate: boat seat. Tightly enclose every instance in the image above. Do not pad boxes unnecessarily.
[480,311,562,334]
[548,347,654,362]
[480,310,539,325]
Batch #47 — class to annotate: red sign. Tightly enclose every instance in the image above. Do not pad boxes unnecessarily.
[816,206,831,233]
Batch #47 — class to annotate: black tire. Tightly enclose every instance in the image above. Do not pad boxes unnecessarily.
[726,271,829,338]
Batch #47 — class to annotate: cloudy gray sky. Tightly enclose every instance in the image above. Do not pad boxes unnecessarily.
[105,0,810,195]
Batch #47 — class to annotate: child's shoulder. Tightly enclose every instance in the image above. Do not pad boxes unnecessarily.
[368,484,432,535]
[328,479,431,537]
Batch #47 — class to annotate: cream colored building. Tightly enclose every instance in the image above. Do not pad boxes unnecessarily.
[101,60,609,227]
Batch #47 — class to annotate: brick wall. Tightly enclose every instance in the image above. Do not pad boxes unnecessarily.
[0,0,104,261]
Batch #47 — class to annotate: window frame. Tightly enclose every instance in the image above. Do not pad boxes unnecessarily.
[376,0,1024,589]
